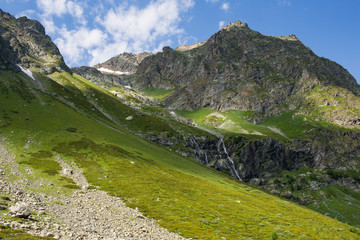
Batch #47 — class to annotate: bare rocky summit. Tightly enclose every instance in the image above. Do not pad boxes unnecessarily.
[134,20,359,126]
[93,52,152,74]
[0,9,70,74]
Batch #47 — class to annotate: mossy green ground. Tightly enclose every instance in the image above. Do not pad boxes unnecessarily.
[0,70,359,239]
[0,225,54,239]
[308,186,360,228]
[141,87,174,99]
[176,107,345,140]
[272,168,360,228]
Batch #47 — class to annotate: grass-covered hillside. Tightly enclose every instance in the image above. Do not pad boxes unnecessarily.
[1,69,360,239]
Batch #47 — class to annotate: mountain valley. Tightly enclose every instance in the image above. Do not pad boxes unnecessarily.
[1,9,360,240]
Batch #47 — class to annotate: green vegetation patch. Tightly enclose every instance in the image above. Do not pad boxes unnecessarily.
[308,186,360,228]
[142,87,174,99]
[0,225,54,239]
[19,158,61,176]
[0,69,359,239]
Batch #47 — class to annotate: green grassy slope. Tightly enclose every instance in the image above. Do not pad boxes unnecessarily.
[0,70,359,239]
[176,107,346,140]
[0,225,54,240]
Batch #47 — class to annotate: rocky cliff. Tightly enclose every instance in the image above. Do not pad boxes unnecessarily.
[0,9,70,74]
[71,66,131,88]
[134,21,360,127]
[93,52,152,74]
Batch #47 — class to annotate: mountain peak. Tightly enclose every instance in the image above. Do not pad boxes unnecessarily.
[93,52,152,74]
[0,9,70,74]
[221,20,249,30]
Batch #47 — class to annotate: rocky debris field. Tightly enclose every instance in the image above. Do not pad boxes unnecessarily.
[0,140,187,240]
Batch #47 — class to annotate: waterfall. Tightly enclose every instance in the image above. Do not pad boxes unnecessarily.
[220,138,242,181]
[204,152,208,164]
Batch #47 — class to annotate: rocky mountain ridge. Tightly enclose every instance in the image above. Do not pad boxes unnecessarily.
[1,8,360,235]
[76,20,360,227]
[93,52,152,74]
[133,20,359,128]
[0,9,70,74]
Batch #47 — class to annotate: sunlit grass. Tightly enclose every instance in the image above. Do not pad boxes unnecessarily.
[0,70,359,239]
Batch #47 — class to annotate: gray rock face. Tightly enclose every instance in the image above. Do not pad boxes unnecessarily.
[9,202,31,218]
[0,9,70,74]
[71,66,130,88]
[93,52,152,74]
[134,21,359,123]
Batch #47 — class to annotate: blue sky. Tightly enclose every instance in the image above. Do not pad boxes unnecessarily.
[2,0,360,81]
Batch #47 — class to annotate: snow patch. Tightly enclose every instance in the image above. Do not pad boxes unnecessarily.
[17,64,35,80]
[97,67,131,75]
[124,85,132,89]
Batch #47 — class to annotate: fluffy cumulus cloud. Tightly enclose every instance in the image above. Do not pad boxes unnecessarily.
[218,20,225,29]
[33,0,194,66]
[36,0,86,25]
[55,27,107,64]
[221,2,230,11]
[89,0,194,65]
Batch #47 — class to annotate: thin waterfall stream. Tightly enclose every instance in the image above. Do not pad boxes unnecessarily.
[220,138,242,181]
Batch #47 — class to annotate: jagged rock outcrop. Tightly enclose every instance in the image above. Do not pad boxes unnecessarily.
[71,66,130,88]
[171,128,360,207]
[134,20,359,126]
[93,52,152,74]
[0,9,70,74]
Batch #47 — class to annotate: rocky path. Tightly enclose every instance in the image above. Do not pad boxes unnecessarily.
[0,140,188,240]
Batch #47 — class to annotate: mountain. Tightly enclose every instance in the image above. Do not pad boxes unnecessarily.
[76,20,360,228]
[0,9,70,74]
[134,20,360,129]
[93,52,152,74]
[1,9,360,239]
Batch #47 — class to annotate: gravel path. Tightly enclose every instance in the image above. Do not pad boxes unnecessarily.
[0,139,188,240]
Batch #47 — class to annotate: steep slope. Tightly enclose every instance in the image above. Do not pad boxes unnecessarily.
[93,52,152,74]
[0,9,70,74]
[1,10,360,239]
[74,20,360,227]
[1,68,359,240]
[71,66,130,88]
[135,20,360,129]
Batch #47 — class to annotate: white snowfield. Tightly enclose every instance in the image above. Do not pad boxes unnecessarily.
[17,64,35,80]
[97,67,131,75]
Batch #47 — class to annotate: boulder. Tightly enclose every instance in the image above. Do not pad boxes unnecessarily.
[9,202,31,218]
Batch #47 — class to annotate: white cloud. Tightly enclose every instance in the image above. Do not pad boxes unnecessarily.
[278,0,291,7]
[16,9,36,19]
[31,0,194,66]
[55,27,107,64]
[36,0,86,24]
[40,16,57,34]
[219,20,225,29]
[205,0,220,3]
[86,0,194,66]
[36,0,68,16]
[221,2,230,11]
